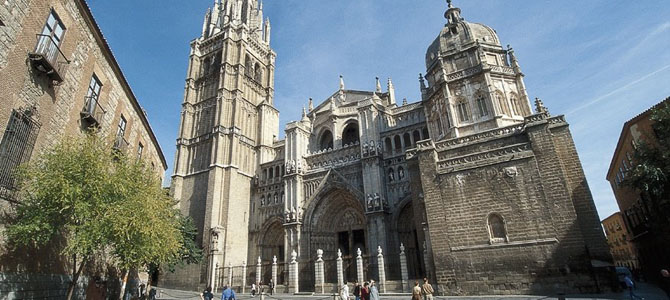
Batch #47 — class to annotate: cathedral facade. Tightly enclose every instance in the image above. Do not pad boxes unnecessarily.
[165,0,614,295]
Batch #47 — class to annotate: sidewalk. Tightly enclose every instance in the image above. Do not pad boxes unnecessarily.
[155,282,668,300]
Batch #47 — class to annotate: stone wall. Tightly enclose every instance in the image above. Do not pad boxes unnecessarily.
[411,114,615,295]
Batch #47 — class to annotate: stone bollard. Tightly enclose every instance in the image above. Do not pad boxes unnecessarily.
[376,246,386,293]
[272,255,278,292]
[260,292,266,300]
[356,248,364,285]
[399,243,408,292]
[336,249,343,289]
[315,249,325,294]
[289,250,299,293]
[228,263,233,288]
[257,256,262,286]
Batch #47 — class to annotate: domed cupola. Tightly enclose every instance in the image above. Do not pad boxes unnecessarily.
[420,0,532,140]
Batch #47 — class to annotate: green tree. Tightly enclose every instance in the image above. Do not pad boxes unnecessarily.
[626,101,670,202]
[5,133,183,300]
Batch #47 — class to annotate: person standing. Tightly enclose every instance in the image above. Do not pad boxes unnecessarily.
[624,275,643,300]
[421,278,434,300]
[340,281,350,300]
[200,286,214,300]
[251,282,257,297]
[369,280,379,300]
[221,285,236,300]
[412,281,422,300]
[269,279,275,295]
[361,282,370,300]
[353,280,361,300]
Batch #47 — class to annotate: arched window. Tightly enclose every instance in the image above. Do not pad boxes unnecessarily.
[476,94,489,117]
[510,93,521,116]
[275,166,280,179]
[254,62,262,82]
[342,122,360,146]
[319,130,334,150]
[280,192,284,203]
[413,130,421,143]
[388,168,395,182]
[457,100,470,122]
[398,166,405,180]
[496,92,510,116]
[403,132,412,147]
[394,135,402,151]
[422,127,429,139]
[245,55,253,77]
[488,213,507,243]
[269,167,274,179]
[385,137,392,153]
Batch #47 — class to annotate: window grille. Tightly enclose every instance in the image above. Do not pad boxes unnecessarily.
[0,108,40,199]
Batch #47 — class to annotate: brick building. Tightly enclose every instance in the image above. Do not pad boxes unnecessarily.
[601,212,639,270]
[0,0,167,297]
[166,0,615,295]
[606,97,670,281]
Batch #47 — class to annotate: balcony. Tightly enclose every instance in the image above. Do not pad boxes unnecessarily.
[28,34,70,83]
[113,134,129,152]
[80,96,106,127]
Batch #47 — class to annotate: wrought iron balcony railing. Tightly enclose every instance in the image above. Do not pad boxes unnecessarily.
[112,134,129,152]
[80,96,106,127]
[28,34,70,83]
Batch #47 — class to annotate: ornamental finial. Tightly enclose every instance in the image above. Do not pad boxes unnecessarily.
[447,0,453,9]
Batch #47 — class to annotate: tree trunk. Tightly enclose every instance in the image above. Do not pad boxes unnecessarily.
[119,270,129,300]
[66,255,87,300]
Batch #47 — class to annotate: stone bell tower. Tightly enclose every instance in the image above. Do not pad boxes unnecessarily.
[170,0,278,287]
[421,0,532,141]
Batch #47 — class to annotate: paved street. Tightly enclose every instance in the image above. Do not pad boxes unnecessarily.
[155,282,668,300]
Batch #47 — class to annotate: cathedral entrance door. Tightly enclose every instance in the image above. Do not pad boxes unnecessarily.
[260,220,285,284]
[397,202,424,279]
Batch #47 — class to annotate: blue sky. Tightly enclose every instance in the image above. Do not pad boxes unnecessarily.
[87,0,670,220]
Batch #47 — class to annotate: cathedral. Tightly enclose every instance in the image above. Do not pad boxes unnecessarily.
[164,0,614,295]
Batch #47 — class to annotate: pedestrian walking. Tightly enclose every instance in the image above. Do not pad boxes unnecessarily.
[369,280,379,300]
[421,278,434,300]
[361,282,370,300]
[259,281,264,295]
[221,285,236,300]
[200,286,214,300]
[412,281,422,300]
[341,281,350,300]
[624,275,643,300]
[354,280,361,300]
[251,282,257,297]
[269,279,275,295]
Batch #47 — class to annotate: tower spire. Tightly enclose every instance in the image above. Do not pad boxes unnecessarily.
[445,0,463,24]
[339,75,345,90]
[387,77,396,105]
[375,77,382,93]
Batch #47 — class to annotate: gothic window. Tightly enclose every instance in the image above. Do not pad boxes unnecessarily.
[202,57,212,76]
[388,168,395,182]
[475,94,489,117]
[510,93,521,116]
[260,195,265,206]
[456,100,470,122]
[254,62,262,82]
[496,92,510,116]
[275,166,280,178]
[280,192,284,203]
[488,213,507,243]
[342,122,360,146]
[394,135,402,151]
[413,130,421,144]
[137,143,143,160]
[385,137,392,153]
[0,109,40,192]
[403,132,412,147]
[245,55,253,77]
[269,167,273,179]
[422,127,429,139]
[398,166,405,180]
[319,130,333,150]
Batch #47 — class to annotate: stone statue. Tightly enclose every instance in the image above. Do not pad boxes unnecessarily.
[400,243,405,255]
[363,142,369,155]
[367,194,373,209]
[317,249,323,260]
[377,246,383,256]
[356,248,362,258]
[399,168,405,179]
[374,193,381,208]
[389,171,395,182]
[273,255,277,264]
[258,256,262,265]
[284,210,290,222]
[291,250,297,263]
